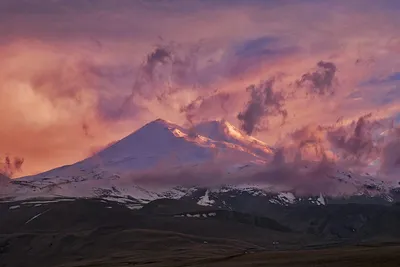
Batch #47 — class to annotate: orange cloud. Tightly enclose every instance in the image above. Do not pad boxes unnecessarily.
[0,1,399,177]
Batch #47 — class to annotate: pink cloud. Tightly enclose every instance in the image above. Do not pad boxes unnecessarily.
[0,1,399,177]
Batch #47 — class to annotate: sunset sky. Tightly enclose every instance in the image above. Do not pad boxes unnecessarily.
[0,0,399,177]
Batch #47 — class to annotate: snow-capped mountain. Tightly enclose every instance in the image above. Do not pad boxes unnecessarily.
[0,119,271,202]
[1,119,399,208]
[33,119,271,178]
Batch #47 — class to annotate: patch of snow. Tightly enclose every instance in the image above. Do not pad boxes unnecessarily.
[22,199,76,205]
[9,205,20,210]
[385,194,394,202]
[317,193,326,206]
[126,204,142,210]
[219,187,230,193]
[277,192,296,205]
[269,199,280,205]
[197,190,215,206]
[25,209,51,224]
[184,213,212,218]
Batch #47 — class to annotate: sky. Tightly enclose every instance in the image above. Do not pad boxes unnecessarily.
[0,0,399,177]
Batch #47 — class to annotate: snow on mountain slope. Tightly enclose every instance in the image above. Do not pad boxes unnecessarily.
[47,119,270,176]
[1,119,399,207]
[0,119,274,202]
[193,119,273,157]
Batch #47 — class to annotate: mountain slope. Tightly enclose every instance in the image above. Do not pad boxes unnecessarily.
[0,119,274,202]
[193,119,273,157]
[1,119,399,207]
[27,119,271,179]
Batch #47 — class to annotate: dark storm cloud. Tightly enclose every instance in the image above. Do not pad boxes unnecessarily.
[297,61,337,96]
[237,78,287,135]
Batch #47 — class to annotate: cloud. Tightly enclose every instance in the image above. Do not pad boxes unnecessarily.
[180,91,232,124]
[117,43,206,118]
[0,0,399,179]
[235,36,278,57]
[142,47,173,81]
[247,158,344,196]
[237,78,288,135]
[0,155,24,178]
[296,61,338,96]
[288,124,328,161]
[379,127,400,175]
[326,113,382,166]
[0,42,140,176]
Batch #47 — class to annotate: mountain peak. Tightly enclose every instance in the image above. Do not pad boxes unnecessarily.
[134,119,184,136]
[22,118,273,181]
[144,118,177,128]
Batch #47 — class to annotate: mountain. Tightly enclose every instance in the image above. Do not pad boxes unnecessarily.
[3,119,400,267]
[193,119,273,157]
[1,119,399,208]
[0,119,272,203]
[30,119,271,177]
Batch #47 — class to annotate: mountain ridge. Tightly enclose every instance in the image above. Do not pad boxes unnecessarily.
[1,119,399,208]
[20,118,272,181]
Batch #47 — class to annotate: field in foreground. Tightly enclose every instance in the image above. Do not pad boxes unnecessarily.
[3,235,400,267]
[2,198,400,267]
